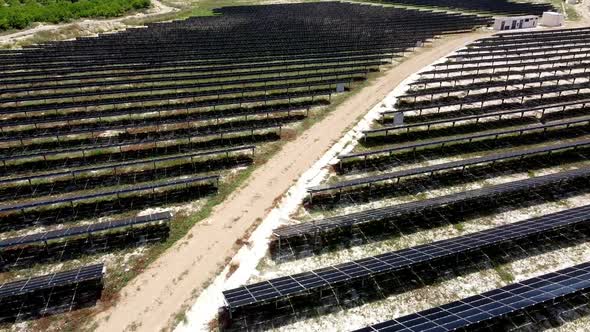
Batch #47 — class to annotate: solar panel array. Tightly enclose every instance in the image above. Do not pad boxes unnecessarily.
[0,2,493,325]
[225,204,590,311]
[0,264,105,323]
[0,264,104,299]
[355,261,590,331]
[395,28,590,117]
[309,138,590,194]
[0,212,171,249]
[277,167,590,239]
[0,2,490,229]
[219,28,590,330]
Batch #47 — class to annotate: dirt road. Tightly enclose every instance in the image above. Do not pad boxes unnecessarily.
[91,31,492,332]
[574,0,590,25]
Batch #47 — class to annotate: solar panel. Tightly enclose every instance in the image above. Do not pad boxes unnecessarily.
[363,111,590,137]
[397,82,590,113]
[277,167,590,239]
[355,261,590,331]
[310,138,590,193]
[0,264,104,299]
[0,212,171,249]
[0,146,253,186]
[0,175,219,214]
[224,204,590,310]
[346,117,590,160]
[413,62,590,86]
[403,71,590,99]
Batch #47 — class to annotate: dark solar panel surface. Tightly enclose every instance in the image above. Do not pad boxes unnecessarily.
[0,146,252,185]
[310,138,590,193]
[355,261,590,331]
[0,212,171,249]
[0,264,104,299]
[277,167,590,238]
[224,204,590,309]
[344,115,590,160]
[0,175,219,213]
[0,123,276,162]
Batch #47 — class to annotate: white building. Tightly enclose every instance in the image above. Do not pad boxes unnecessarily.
[493,15,539,31]
[540,11,565,26]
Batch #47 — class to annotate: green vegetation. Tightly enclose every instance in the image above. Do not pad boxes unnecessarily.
[493,264,515,283]
[0,0,151,31]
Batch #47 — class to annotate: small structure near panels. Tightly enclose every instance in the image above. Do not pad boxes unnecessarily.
[493,15,539,30]
[541,11,565,27]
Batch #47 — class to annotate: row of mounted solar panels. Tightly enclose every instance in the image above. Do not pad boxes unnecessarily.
[0,264,104,299]
[0,53,392,82]
[275,167,590,238]
[362,115,590,149]
[0,32,452,70]
[0,70,365,105]
[378,98,588,125]
[0,175,219,214]
[0,25,451,63]
[2,102,311,134]
[0,24,489,71]
[224,204,590,310]
[430,48,590,70]
[413,60,590,86]
[473,27,590,45]
[0,104,308,132]
[0,61,385,95]
[456,34,590,54]
[466,33,590,51]
[448,38,590,58]
[0,123,279,161]
[355,260,590,332]
[2,15,474,55]
[0,146,253,187]
[0,47,396,72]
[398,81,590,112]
[0,212,171,249]
[0,10,487,58]
[0,39,406,64]
[0,115,294,149]
[0,79,351,112]
[402,71,590,98]
[310,138,590,193]
[0,87,337,116]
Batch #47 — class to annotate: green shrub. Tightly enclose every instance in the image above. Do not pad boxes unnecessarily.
[0,0,151,31]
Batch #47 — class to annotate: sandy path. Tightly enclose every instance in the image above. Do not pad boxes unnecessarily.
[91,31,492,332]
[0,0,177,47]
[574,0,590,25]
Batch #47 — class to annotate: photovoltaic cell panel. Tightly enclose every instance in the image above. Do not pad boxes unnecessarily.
[223,204,590,310]
[0,146,253,186]
[0,212,171,249]
[0,264,104,299]
[354,261,590,332]
[310,138,590,193]
[362,113,590,138]
[277,167,590,239]
[0,175,219,213]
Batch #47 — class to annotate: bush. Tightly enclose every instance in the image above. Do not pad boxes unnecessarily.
[0,0,151,31]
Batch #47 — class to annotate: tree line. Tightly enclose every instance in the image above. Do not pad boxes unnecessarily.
[0,0,151,30]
